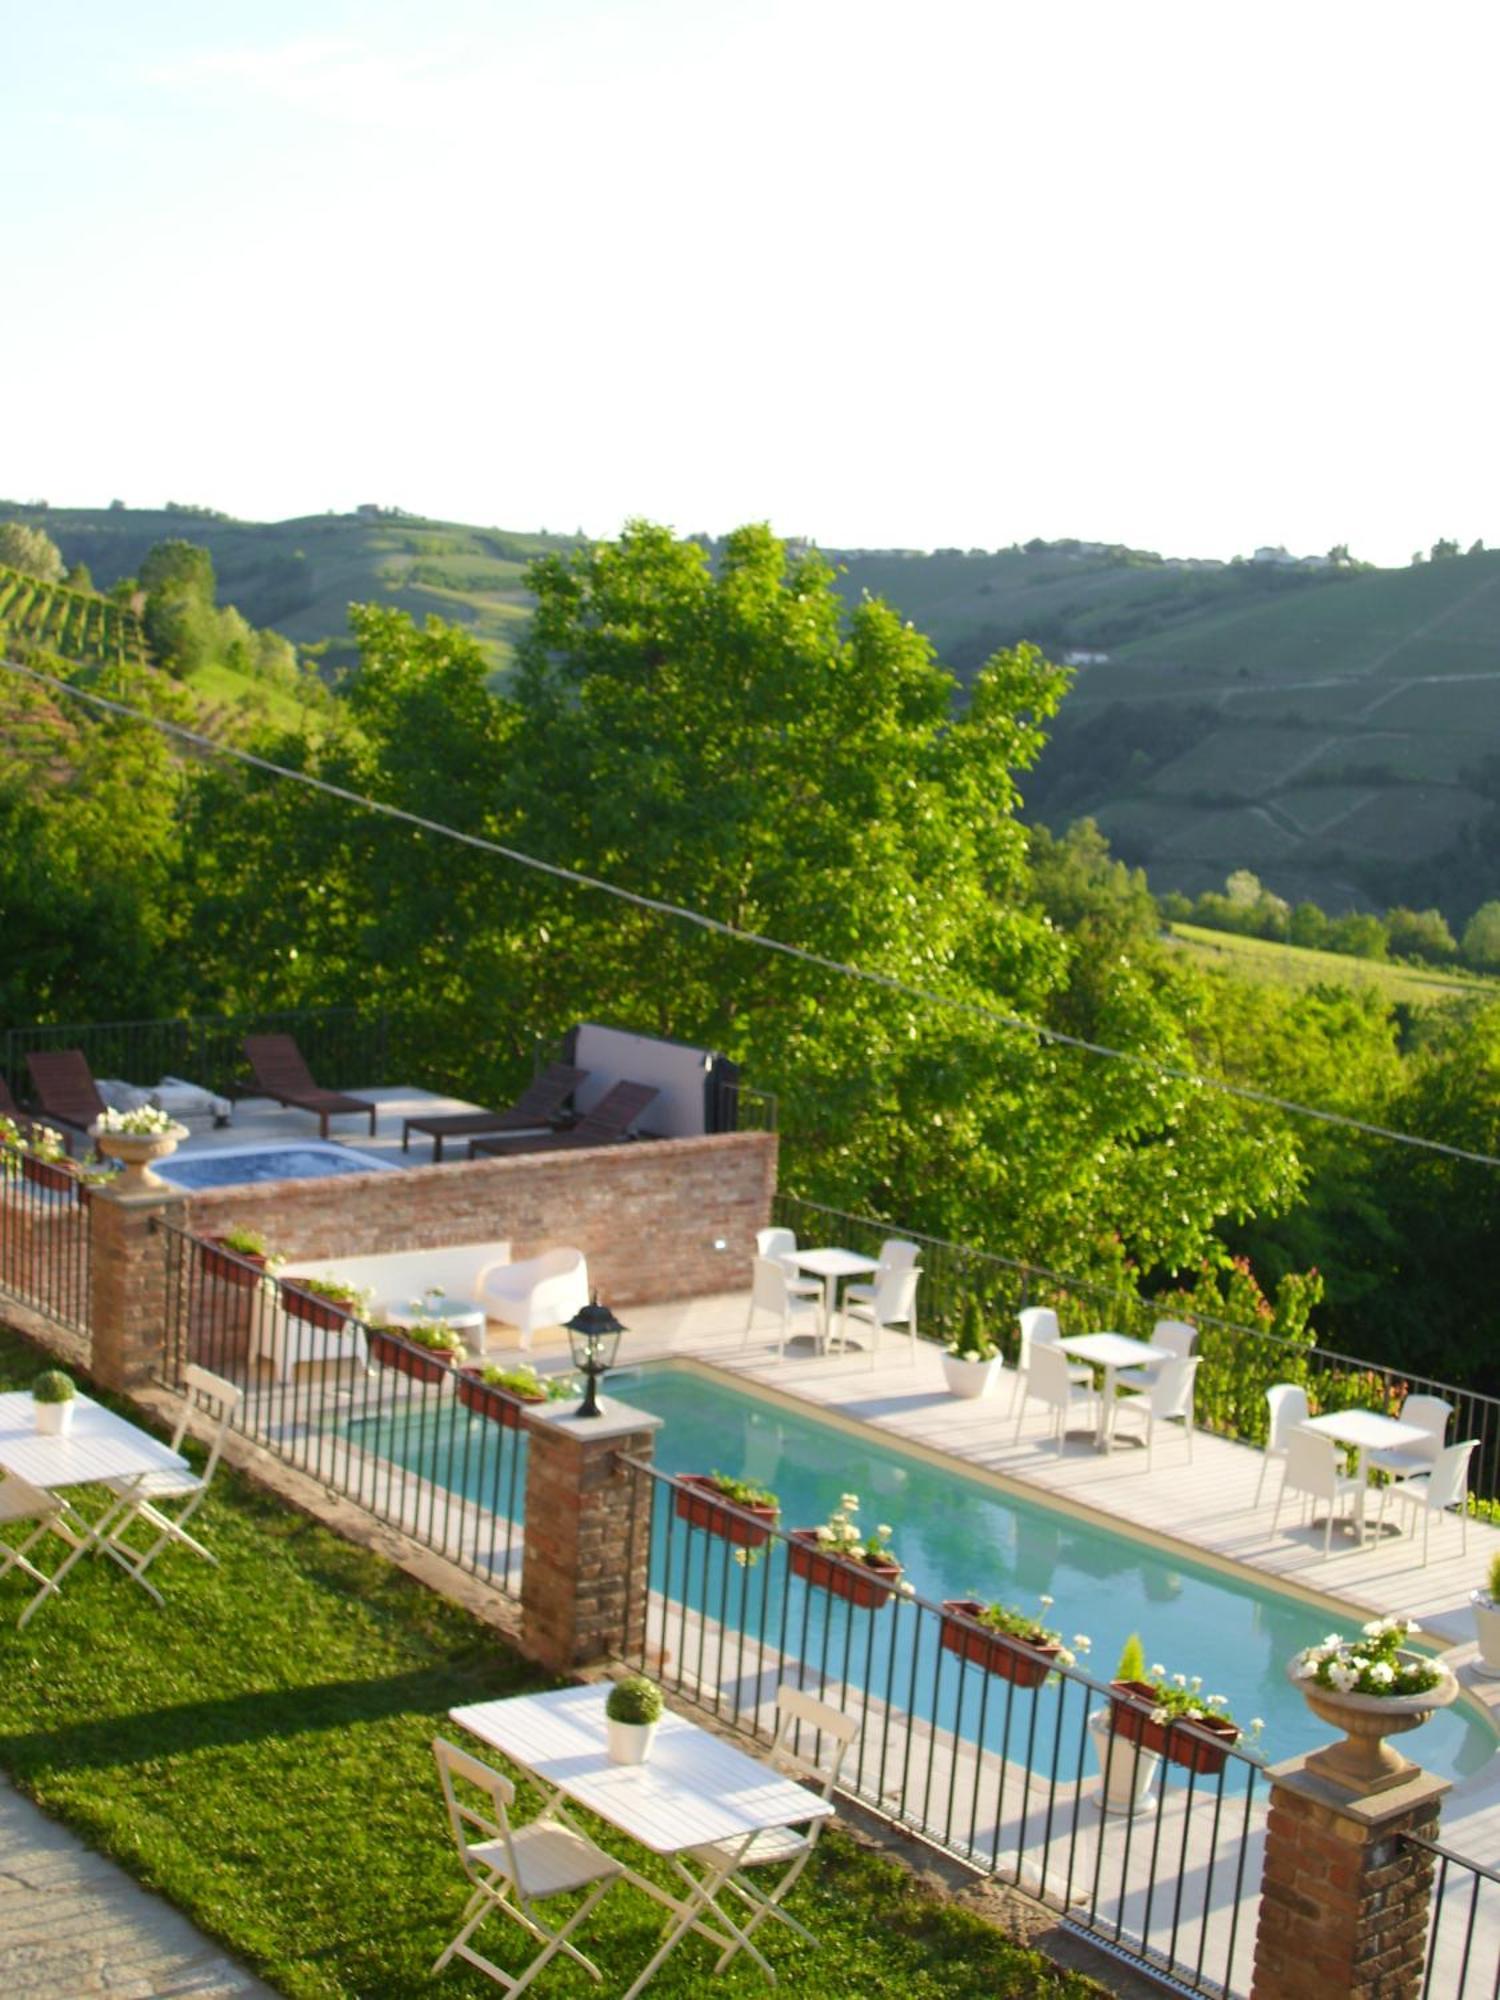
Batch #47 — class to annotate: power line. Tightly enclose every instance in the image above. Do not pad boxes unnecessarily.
[6,650,1499,1170]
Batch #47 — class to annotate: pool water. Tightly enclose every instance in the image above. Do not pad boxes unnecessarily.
[158,1142,402,1190]
[347,1362,1495,1783]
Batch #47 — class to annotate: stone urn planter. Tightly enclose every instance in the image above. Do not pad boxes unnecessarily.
[940,1600,1060,1687]
[1088,1708,1161,1815]
[788,1529,903,1609]
[94,1121,188,1193]
[675,1475,779,1549]
[940,1351,1003,1400]
[1288,1654,1458,1794]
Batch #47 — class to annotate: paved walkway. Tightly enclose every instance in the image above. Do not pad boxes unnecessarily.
[0,1774,276,1999]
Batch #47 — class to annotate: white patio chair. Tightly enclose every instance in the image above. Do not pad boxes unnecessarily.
[1254,1383,1310,1506]
[1370,1394,1453,1533]
[0,1470,85,1629]
[431,1736,621,1996]
[686,1685,858,1972]
[1391,1440,1478,1565]
[101,1363,242,1605]
[834,1264,921,1368]
[1113,1355,1200,1470]
[754,1228,824,1305]
[744,1256,822,1360]
[477,1248,589,1350]
[1272,1426,1363,1558]
[1016,1342,1099,1454]
[1010,1308,1089,1436]
[840,1238,920,1319]
[1115,1319,1197,1392]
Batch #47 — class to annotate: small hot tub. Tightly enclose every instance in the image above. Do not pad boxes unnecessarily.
[157,1141,404,1191]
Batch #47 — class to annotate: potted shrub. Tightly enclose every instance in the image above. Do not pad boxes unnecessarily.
[20,1124,79,1197]
[674,1470,780,1550]
[281,1275,372,1332]
[939,1593,1088,1688]
[1290,1617,1457,1792]
[788,1492,909,1610]
[940,1295,1003,1400]
[200,1226,274,1290]
[1108,1644,1245,1776]
[91,1105,189,1192]
[1089,1634,1162,1815]
[605,1675,664,1765]
[33,1367,77,1436]
[370,1316,467,1385]
[457,1362,574,1427]
[1472,1553,1500,1679]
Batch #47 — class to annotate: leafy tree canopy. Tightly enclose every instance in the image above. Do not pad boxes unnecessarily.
[0,521,64,582]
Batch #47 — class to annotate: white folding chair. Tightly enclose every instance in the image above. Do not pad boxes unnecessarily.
[1016,1342,1099,1454]
[1254,1383,1310,1506]
[687,1685,858,1972]
[1114,1356,1200,1470]
[744,1256,823,1360]
[1392,1440,1478,1565]
[1115,1318,1197,1391]
[101,1363,242,1605]
[0,1470,85,1628]
[1370,1394,1453,1533]
[834,1264,921,1368]
[754,1229,824,1305]
[431,1737,621,1996]
[1273,1426,1363,1558]
[1010,1308,1089,1436]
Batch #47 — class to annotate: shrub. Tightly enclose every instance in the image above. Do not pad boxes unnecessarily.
[33,1368,76,1404]
[606,1676,663,1725]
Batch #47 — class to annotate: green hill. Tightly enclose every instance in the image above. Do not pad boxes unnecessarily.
[0,564,149,667]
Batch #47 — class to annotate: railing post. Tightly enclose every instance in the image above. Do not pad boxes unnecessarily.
[1251,1752,1449,1998]
[88,1185,183,1390]
[520,1398,663,1671]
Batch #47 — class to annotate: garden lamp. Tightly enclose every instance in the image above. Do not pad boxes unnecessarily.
[565,1291,626,1418]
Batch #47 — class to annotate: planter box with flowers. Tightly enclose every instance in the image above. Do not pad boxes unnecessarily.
[675,1471,780,1549]
[456,1362,573,1427]
[200,1227,276,1290]
[92,1105,189,1193]
[788,1493,908,1610]
[940,1594,1086,1688]
[281,1276,371,1333]
[370,1317,467,1385]
[1106,1638,1248,1775]
[15,1123,80,1197]
[1290,1616,1457,1792]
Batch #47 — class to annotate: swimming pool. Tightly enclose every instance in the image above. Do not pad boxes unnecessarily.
[158,1141,404,1190]
[345,1361,1495,1782]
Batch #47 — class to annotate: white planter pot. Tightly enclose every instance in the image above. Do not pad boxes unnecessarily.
[1088,1708,1160,1815]
[35,1399,75,1436]
[1471,1594,1500,1679]
[607,1717,659,1766]
[941,1352,1002,1400]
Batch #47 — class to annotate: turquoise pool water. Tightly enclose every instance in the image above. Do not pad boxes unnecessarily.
[347,1362,1494,1783]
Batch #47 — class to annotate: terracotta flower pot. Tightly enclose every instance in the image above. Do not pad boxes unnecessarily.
[675,1475,779,1549]
[788,1528,902,1609]
[940,1601,1060,1687]
[282,1283,359,1332]
[22,1154,78,1198]
[456,1368,544,1427]
[370,1326,455,1386]
[1109,1680,1240,1775]
[1288,1653,1457,1794]
[200,1236,268,1290]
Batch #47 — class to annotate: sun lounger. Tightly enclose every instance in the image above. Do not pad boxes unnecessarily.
[467,1080,659,1160]
[243,1034,378,1141]
[401,1064,589,1163]
[24,1050,107,1153]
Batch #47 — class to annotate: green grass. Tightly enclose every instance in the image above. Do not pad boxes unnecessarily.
[0,1324,1097,2000]
[1167,922,1500,1006]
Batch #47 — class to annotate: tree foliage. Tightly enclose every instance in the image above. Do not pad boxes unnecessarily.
[0,521,64,582]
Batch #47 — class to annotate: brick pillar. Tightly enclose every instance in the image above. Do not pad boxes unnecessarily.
[521,1397,662,1671]
[1251,1755,1448,1999]
[89,1186,182,1390]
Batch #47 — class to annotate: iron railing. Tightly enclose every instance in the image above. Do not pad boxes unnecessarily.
[621,1459,1270,1996]
[154,1219,525,1594]
[1410,1833,1500,1998]
[0,1144,94,1333]
[773,1193,1500,1502]
[1,1007,389,1105]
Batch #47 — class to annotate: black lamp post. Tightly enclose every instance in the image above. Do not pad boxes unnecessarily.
[566,1291,626,1418]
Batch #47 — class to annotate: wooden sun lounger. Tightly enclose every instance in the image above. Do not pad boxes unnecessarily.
[0,1074,45,1147]
[401,1064,589,1163]
[24,1049,107,1154]
[243,1034,378,1141]
[467,1080,659,1160]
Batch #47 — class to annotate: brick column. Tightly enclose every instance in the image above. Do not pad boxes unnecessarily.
[1251,1755,1448,1999]
[521,1397,663,1672]
[89,1187,182,1390]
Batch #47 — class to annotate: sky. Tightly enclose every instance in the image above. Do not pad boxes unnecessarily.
[3,0,1497,566]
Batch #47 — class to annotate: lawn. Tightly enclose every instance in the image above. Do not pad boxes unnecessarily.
[0,1324,1097,2000]
[1167,922,1498,1007]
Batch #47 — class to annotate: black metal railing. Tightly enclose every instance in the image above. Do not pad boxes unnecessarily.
[723,1080,779,1133]
[1,1007,389,1105]
[772,1193,1500,1502]
[621,1459,1269,1997]
[0,1143,93,1332]
[1410,1834,1500,1998]
[154,1219,525,1594]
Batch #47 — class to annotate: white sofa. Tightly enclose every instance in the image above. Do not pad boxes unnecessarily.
[478,1247,590,1349]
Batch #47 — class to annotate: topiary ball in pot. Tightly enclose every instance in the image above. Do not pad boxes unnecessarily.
[33,1367,77,1436]
[605,1675,664,1765]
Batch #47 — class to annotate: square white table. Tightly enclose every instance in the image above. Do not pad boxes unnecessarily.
[1057,1332,1171,1449]
[0,1389,190,1613]
[451,1683,832,1997]
[1300,1410,1430,1536]
[792,1248,879,1342]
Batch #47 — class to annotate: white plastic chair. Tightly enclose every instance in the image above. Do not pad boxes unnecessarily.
[687,1685,858,1971]
[0,1471,85,1628]
[840,1238,920,1318]
[834,1264,921,1368]
[1392,1440,1478,1564]
[1273,1426,1363,1558]
[754,1228,824,1305]
[101,1363,242,1605]
[1016,1342,1099,1454]
[1254,1383,1310,1506]
[1115,1319,1197,1392]
[477,1248,590,1349]
[1114,1356,1199,1470]
[1010,1308,1089,1436]
[431,1737,621,1996]
[744,1256,822,1359]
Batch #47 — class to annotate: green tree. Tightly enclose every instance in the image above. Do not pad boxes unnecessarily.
[0,521,64,581]
[1326,911,1388,960]
[1383,906,1456,963]
[1461,901,1500,971]
[1289,901,1330,949]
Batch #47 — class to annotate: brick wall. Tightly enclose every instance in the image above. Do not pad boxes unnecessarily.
[180,1131,777,1306]
[521,1411,659,1669]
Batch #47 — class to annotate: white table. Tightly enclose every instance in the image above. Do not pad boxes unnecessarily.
[0,1390,189,1616]
[1058,1332,1171,1449]
[451,1683,831,1997]
[1301,1410,1430,1536]
[792,1248,879,1343]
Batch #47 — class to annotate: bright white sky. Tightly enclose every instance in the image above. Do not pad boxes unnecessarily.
[3,0,1496,565]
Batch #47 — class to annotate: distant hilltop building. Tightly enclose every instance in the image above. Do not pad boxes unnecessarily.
[1062,649,1111,666]
[1250,545,1331,570]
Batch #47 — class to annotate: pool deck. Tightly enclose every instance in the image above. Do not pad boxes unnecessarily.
[165,1084,483,1168]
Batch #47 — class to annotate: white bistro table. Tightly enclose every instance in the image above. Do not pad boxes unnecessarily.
[1301,1410,1430,1536]
[1057,1332,1171,1450]
[0,1390,189,1618]
[451,1683,832,1998]
[791,1248,879,1343]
